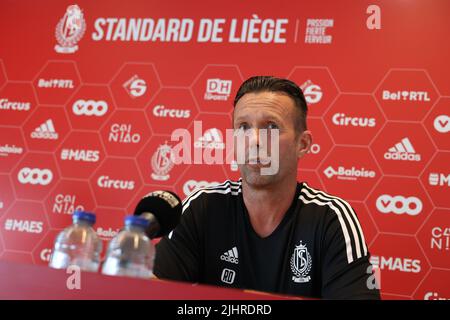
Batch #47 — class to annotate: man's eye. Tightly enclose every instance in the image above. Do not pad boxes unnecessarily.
[267,123,279,130]
[238,123,249,130]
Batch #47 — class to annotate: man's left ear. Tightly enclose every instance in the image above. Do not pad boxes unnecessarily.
[297,130,312,159]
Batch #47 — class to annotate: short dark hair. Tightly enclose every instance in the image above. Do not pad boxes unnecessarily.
[233,76,308,132]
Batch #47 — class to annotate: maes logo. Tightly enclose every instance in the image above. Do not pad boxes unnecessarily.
[370,255,421,273]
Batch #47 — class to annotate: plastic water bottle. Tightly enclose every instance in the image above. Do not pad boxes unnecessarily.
[101,216,155,279]
[49,211,102,272]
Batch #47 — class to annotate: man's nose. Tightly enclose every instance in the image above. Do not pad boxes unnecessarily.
[248,128,260,147]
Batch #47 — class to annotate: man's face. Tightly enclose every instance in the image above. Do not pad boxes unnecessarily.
[233,91,311,188]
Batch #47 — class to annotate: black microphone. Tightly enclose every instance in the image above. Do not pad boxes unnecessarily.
[133,190,182,239]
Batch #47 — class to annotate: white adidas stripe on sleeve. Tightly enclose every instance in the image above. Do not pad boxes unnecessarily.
[168,180,242,239]
[299,184,368,264]
[303,184,367,256]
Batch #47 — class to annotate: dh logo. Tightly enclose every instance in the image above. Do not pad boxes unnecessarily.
[206,79,232,95]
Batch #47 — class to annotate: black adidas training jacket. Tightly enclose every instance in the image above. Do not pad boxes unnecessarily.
[154,180,381,299]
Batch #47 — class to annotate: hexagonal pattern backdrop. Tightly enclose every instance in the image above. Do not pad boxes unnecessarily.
[0,1,449,299]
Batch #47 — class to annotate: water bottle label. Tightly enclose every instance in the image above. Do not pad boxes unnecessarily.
[73,258,100,272]
[49,250,99,272]
[101,257,121,276]
[101,257,152,279]
[49,251,70,269]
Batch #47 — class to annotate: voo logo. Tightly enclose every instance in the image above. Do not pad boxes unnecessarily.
[18,168,53,185]
[434,115,450,133]
[72,100,108,116]
[376,195,422,216]
[183,180,220,196]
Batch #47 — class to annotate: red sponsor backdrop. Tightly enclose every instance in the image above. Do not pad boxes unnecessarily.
[0,0,449,299]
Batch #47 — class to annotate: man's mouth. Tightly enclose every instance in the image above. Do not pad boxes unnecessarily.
[247,158,271,166]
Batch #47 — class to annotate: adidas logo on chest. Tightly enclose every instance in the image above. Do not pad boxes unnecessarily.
[220,246,239,264]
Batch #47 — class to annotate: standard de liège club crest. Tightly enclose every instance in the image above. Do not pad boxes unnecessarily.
[54,4,86,54]
[290,241,312,283]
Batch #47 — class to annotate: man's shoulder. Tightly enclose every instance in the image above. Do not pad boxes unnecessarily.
[181,179,242,211]
[297,182,355,219]
[298,182,369,264]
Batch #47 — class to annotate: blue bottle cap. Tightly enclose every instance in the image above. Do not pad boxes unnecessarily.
[73,211,96,224]
[125,215,150,228]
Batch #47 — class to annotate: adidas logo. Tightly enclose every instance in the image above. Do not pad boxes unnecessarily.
[220,246,239,264]
[30,119,58,140]
[194,128,225,149]
[384,137,421,162]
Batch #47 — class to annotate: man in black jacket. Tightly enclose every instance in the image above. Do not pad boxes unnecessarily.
[154,76,380,299]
